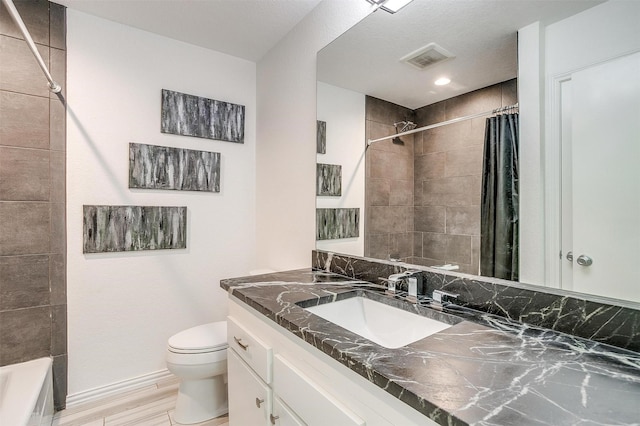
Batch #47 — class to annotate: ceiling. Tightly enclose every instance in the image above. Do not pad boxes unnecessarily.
[317,0,603,109]
[53,0,323,62]
[52,0,603,108]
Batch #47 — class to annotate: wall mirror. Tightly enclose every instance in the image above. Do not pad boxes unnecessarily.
[315,0,640,306]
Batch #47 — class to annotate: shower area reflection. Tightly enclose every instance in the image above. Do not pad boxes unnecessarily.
[364,78,518,278]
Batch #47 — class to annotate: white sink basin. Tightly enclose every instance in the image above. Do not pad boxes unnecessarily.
[305,296,451,349]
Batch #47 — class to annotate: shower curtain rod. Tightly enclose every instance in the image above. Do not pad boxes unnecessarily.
[367,102,518,146]
[1,0,61,93]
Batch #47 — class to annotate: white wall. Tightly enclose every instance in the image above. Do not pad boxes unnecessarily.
[316,82,366,256]
[66,10,256,396]
[255,0,373,271]
[517,22,546,286]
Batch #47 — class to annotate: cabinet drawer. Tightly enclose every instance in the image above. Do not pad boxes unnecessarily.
[228,315,273,383]
[274,355,365,426]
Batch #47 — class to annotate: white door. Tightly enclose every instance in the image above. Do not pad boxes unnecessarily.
[562,52,640,302]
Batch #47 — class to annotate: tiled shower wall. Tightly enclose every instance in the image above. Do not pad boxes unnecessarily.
[410,79,517,273]
[364,97,415,260]
[364,79,517,273]
[0,0,67,409]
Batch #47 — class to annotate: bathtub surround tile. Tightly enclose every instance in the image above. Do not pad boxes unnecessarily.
[52,304,66,356]
[316,208,359,240]
[316,120,326,154]
[49,47,66,99]
[0,202,50,255]
[0,0,49,44]
[52,354,67,411]
[160,89,244,143]
[0,306,51,365]
[422,175,481,207]
[50,150,65,202]
[50,97,66,151]
[414,206,445,233]
[129,143,221,192]
[51,202,65,253]
[389,179,413,206]
[49,2,66,50]
[422,232,472,265]
[368,206,410,234]
[445,146,483,177]
[83,205,187,253]
[501,78,518,107]
[367,178,390,206]
[0,91,50,149]
[0,35,50,97]
[0,146,50,201]
[316,163,341,196]
[367,233,389,260]
[50,253,66,306]
[0,0,67,410]
[445,205,480,235]
[0,255,50,310]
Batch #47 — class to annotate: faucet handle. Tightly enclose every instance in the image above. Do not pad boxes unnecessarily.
[378,277,399,295]
[432,289,459,304]
[405,277,418,303]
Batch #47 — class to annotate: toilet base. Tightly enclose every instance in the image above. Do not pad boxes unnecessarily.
[173,374,228,425]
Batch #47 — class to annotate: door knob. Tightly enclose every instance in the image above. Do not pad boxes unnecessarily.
[576,255,593,266]
[566,251,573,261]
[255,397,264,408]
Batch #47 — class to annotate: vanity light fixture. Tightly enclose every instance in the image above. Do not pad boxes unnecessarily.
[435,77,451,86]
[366,0,414,14]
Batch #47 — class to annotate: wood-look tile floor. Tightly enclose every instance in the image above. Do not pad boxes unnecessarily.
[52,376,229,426]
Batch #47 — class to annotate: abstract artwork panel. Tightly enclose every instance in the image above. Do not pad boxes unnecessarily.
[317,120,326,154]
[83,205,187,253]
[316,208,359,240]
[129,143,220,192]
[161,89,245,143]
[317,163,341,196]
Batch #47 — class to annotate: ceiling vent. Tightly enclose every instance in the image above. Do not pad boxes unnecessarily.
[400,43,455,70]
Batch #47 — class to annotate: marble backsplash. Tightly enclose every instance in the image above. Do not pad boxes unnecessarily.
[313,250,640,353]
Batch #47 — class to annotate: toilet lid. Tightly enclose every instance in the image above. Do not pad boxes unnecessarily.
[168,321,227,352]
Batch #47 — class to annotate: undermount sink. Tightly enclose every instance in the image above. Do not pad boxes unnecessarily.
[305,296,451,349]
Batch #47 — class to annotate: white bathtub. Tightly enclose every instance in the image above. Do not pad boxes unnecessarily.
[0,357,54,426]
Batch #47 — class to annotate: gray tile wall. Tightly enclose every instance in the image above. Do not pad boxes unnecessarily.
[364,97,415,261]
[411,79,517,273]
[0,0,67,410]
[364,80,517,272]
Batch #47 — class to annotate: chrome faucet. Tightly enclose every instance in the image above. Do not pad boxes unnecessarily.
[383,270,423,302]
[431,289,459,309]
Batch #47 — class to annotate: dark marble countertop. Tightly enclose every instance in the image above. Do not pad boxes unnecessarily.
[221,269,640,426]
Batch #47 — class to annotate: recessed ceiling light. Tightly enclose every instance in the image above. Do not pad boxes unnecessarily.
[435,77,451,86]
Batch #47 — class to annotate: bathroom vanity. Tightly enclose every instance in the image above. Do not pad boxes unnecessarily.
[221,268,640,426]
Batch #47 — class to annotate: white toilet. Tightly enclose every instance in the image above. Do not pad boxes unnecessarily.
[166,321,228,425]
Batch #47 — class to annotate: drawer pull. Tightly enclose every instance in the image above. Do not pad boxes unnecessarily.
[255,397,264,408]
[234,336,248,350]
[270,414,280,425]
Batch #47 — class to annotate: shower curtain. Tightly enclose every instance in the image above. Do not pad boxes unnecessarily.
[481,113,519,281]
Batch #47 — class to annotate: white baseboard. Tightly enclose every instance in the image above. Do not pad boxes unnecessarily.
[66,369,174,408]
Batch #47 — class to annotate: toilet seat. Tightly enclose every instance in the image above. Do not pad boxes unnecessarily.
[168,322,228,354]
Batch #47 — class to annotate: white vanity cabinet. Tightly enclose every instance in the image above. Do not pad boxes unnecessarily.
[271,396,305,426]
[227,299,439,426]
[227,349,271,425]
